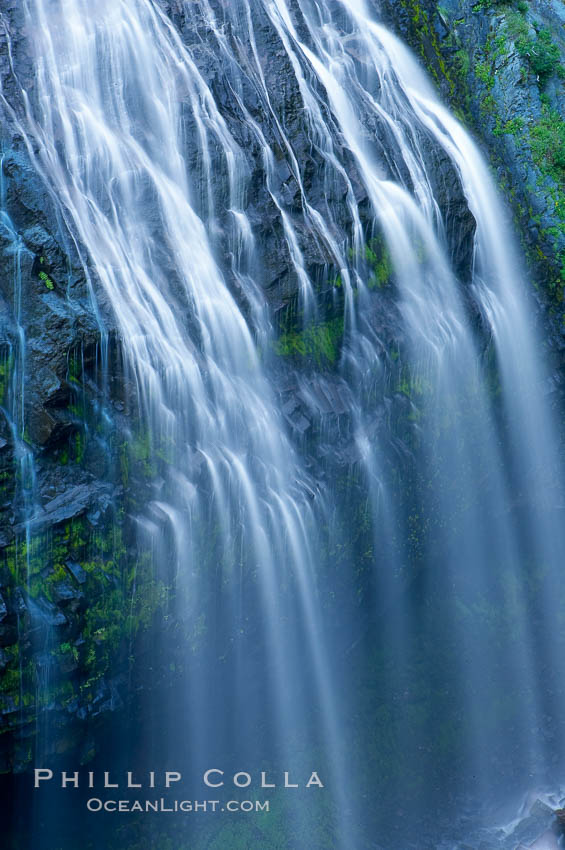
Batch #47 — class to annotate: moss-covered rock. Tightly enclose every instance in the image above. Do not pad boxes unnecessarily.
[0,508,168,772]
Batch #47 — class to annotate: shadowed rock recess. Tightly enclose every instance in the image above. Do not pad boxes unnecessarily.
[0,0,563,848]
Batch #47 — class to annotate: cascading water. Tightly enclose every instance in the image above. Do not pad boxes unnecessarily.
[2,0,564,846]
[0,155,60,770]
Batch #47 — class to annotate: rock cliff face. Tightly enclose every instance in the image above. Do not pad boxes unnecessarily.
[0,0,562,779]
[0,4,165,770]
[379,0,565,370]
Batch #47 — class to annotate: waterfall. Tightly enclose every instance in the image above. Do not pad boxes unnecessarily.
[4,0,565,846]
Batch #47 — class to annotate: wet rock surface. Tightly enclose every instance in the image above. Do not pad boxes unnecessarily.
[0,0,561,830]
[378,0,565,384]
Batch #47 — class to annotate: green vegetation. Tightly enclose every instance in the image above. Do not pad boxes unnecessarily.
[67,352,82,384]
[364,237,393,289]
[448,0,565,309]
[0,514,168,764]
[501,9,564,87]
[505,7,530,41]
[472,4,563,90]
[493,115,525,136]
[399,0,460,98]
[396,369,431,400]
[475,60,494,89]
[128,429,157,478]
[0,667,20,694]
[517,28,563,84]
[473,0,528,12]
[119,426,174,486]
[530,102,565,184]
[38,270,54,290]
[274,316,344,367]
[0,351,14,404]
[453,48,470,78]
[37,256,55,289]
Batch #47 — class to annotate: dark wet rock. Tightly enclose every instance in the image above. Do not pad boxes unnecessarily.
[22,482,115,531]
[64,559,87,585]
[379,0,565,388]
[282,395,311,433]
[0,623,17,648]
[0,0,162,778]
[13,588,27,617]
[0,0,561,811]
[90,677,124,717]
[35,367,73,409]
[26,405,73,447]
[51,578,82,605]
[28,597,67,628]
[86,507,102,526]
[530,800,554,820]
[500,800,556,848]
[0,696,18,717]
[299,376,352,417]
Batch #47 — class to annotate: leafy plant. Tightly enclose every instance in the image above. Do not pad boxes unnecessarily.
[39,270,54,290]
[517,29,562,83]
[530,104,565,183]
